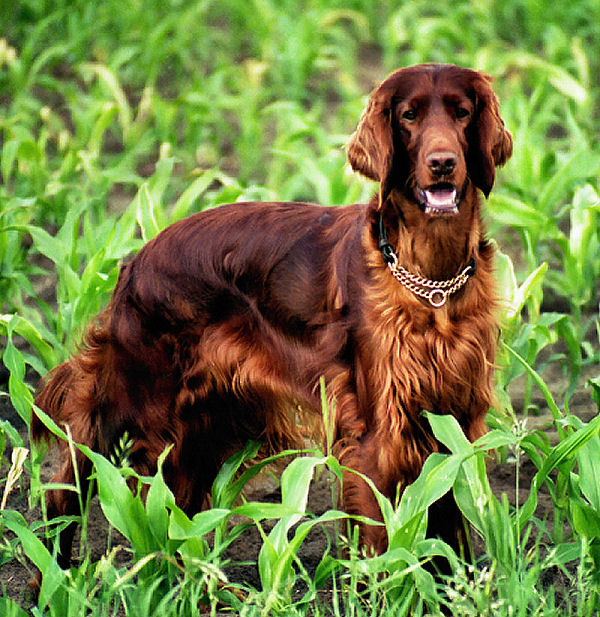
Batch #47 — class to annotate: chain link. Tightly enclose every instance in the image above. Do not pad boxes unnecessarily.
[386,253,473,308]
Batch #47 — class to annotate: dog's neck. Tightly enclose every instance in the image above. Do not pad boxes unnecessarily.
[379,183,482,281]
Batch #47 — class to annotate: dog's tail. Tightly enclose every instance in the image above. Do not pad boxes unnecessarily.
[31,323,107,449]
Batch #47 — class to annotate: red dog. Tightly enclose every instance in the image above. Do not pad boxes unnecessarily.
[33,64,512,565]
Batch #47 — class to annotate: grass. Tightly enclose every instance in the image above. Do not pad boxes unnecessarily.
[1,0,600,614]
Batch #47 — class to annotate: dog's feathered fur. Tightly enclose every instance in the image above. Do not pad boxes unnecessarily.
[33,63,512,563]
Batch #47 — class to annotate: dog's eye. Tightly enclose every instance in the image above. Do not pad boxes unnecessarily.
[455,107,470,119]
[402,109,417,121]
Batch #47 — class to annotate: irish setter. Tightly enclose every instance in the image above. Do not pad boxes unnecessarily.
[33,64,512,566]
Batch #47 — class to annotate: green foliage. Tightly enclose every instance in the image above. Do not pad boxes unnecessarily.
[1,0,600,614]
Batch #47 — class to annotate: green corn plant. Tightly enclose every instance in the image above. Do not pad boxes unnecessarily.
[494,248,546,414]
[429,411,593,615]
[498,344,597,544]
[262,100,372,206]
[34,403,174,559]
[0,507,69,612]
[8,204,137,363]
[494,245,584,415]
[30,402,238,613]
[443,346,600,611]
[0,598,28,617]
[0,198,40,314]
[1,313,55,386]
[565,378,600,607]
[546,184,600,326]
[4,151,187,364]
[231,453,346,615]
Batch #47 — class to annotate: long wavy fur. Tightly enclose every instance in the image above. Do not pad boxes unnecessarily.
[33,63,512,564]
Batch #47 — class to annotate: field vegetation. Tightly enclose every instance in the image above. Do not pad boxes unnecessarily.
[1,1,600,615]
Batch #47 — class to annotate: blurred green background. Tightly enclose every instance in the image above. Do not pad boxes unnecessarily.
[2,2,600,614]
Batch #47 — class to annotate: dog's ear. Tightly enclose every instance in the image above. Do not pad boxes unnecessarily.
[468,73,513,197]
[347,98,393,182]
[347,95,395,208]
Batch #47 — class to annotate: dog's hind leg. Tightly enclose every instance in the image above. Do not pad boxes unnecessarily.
[33,357,101,571]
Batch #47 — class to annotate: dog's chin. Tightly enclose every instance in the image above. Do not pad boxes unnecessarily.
[415,183,460,217]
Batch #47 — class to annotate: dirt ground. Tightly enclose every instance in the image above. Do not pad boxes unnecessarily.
[0,363,597,610]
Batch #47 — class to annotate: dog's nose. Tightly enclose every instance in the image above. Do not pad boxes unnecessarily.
[426,151,457,176]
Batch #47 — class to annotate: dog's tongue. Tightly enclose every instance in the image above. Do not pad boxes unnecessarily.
[425,187,457,209]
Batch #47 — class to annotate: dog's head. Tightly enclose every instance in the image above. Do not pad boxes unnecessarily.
[347,64,513,214]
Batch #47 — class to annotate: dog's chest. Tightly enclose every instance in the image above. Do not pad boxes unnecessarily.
[368,301,495,414]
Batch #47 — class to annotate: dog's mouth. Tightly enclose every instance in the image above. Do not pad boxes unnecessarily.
[416,183,459,216]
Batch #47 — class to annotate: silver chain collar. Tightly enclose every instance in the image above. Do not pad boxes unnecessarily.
[377,213,476,308]
[385,250,475,308]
